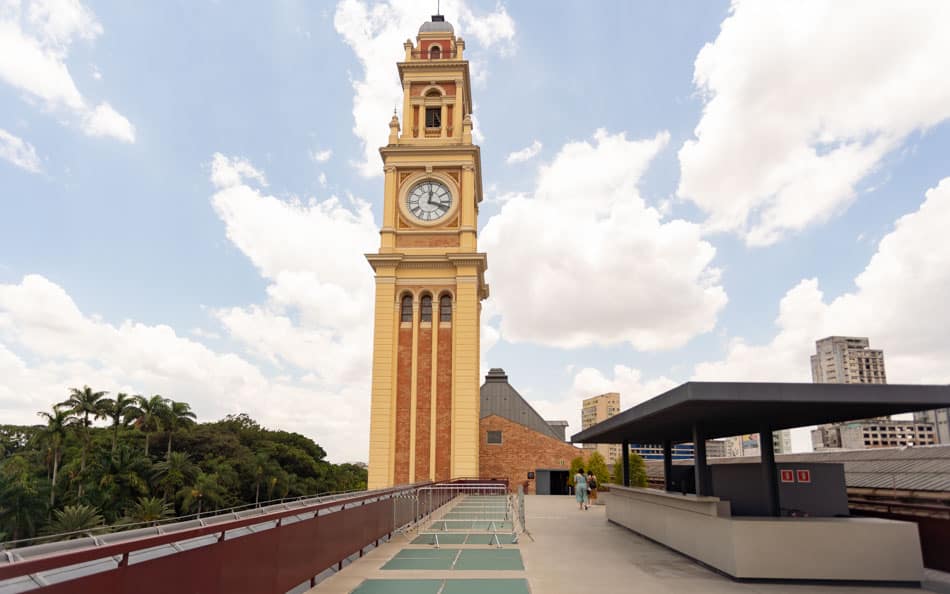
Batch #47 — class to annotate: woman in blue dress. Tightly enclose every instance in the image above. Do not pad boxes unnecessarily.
[574,467,588,510]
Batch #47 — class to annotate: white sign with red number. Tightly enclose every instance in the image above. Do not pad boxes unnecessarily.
[780,469,795,483]
[796,469,811,483]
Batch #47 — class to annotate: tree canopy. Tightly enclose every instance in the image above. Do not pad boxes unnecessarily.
[0,389,367,546]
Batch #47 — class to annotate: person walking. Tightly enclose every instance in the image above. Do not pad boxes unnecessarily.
[574,467,588,510]
[587,471,598,506]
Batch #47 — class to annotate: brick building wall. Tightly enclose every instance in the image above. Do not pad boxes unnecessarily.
[479,414,584,494]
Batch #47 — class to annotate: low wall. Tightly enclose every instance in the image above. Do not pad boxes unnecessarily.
[607,485,924,583]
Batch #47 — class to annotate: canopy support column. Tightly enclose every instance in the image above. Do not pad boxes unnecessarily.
[621,439,630,487]
[662,440,673,491]
[760,425,780,517]
[691,424,710,496]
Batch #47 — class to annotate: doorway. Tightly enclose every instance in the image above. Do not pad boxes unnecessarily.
[535,469,570,495]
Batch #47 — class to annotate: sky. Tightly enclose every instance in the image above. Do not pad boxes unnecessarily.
[3,0,950,462]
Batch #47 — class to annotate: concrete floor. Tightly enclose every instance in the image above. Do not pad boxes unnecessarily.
[309,494,937,594]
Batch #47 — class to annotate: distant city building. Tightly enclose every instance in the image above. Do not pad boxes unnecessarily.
[724,431,792,457]
[631,440,728,461]
[914,408,950,444]
[810,336,887,384]
[811,336,896,450]
[581,393,622,465]
[813,419,937,450]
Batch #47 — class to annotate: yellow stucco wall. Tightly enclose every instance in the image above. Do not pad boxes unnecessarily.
[366,30,487,489]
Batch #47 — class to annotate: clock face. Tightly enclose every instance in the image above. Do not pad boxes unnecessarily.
[407,180,452,222]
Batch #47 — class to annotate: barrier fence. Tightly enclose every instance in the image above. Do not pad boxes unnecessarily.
[0,479,507,594]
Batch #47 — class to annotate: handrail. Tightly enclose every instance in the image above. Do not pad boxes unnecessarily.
[0,488,363,549]
[0,482,433,581]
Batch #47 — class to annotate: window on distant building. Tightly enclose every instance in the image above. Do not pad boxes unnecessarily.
[429,45,441,59]
[400,295,412,323]
[487,430,502,445]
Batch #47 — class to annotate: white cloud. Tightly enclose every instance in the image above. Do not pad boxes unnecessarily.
[0,275,369,461]
[481,129,727,350]
[0,128,42,172]
[528,365,677,441]
[692,176,950,450]
[333,0,515,176]
[81,101,135,142]
[0,0,135,142]
[208,154,378,385]
[318,172,328,187]
[310,148,332,163]
[678,1,950,246]
[505,139,541,164]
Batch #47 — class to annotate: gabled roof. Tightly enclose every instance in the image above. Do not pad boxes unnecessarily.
[480,368,562,441]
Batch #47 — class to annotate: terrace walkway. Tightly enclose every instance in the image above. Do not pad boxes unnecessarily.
[309,494,936,594]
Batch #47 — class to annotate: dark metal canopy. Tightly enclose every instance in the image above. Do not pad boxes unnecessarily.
[571,382,950,444]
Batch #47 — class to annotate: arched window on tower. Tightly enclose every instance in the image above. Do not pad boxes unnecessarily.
[420,295,433,322]
[440,294,452,322]
[424,89,442,130]
[400,295,413,323]
[429,45,441,59]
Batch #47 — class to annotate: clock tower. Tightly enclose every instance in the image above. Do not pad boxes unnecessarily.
[366,15,489,489]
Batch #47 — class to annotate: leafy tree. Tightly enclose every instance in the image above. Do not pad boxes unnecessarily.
[128,395,169,457]
[58,386,109,496]
[178,472,227,516]
[567,455,585,486]
[44,504,104,538]
[36,406,74,507]
[0,455,48,541]
[629,452,648,487]
[586,451,610,488]
[101,393,137,454]
[163,400,196,456]
[153,451,198,502]
[123,496,173,526]
[612,452,648,487]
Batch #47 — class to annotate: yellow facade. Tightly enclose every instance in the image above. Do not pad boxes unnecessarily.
[366,17,488,489]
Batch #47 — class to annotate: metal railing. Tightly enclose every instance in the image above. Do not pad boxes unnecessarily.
[0,481,484,594]
[410,50,459,60]
[0,488,364,551]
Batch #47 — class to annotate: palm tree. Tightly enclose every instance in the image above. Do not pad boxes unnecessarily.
[123,496,173,526]
[100,393,136,454]
[92,446,150,520]
[36,406,75,507]
[177,472,226,516]
[58,386,109,497]
[163,400,197,456]
[43,504,105,538]
[127,395,169,457]
[153,451,198,501]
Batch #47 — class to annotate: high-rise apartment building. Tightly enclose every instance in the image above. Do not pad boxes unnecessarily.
[808,336,935,450]
[581,393,622,466]
[810,336,887,384]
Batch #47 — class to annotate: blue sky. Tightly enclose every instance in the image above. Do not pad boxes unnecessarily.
[3,0,950,461]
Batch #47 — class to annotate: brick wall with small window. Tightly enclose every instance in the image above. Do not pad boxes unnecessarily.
[479,414,586,494]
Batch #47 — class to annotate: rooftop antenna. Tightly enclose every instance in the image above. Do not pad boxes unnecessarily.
[436,0,440,15]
